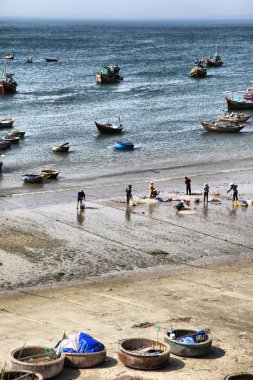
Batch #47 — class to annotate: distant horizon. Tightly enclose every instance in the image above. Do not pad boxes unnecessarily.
[0,16,252,23]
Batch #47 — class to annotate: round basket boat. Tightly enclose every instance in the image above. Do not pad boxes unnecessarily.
[224,374,253,380]
[1,371,43,380]
[9,346,65,379]
[64,349,106,368]
[164,329,212,357]
[118,338,170,370]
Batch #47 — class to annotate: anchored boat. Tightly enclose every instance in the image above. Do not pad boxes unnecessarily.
[52,142,69,152]
[94,120,123,134]
[190,58,207,78]
[114,141,134,150]
[206,51,223,67]
[0,118,15,128]
[96,65,123,84]
[217,112,252,123]
[0,66,18,94]
[200,120,246,132]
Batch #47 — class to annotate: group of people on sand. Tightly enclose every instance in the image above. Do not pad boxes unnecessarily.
[76,179,239,210]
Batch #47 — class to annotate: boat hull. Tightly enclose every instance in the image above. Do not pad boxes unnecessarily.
[64,350,106,368]
[96,73,123,84]
[40,169,60,178]
[226,97,253,110]
[0,161,2,171]
[164,329,212,358]
[118,338,170,370]
[217,114,252,122]
[0,118,15,128]
[0,82,17,94]
[22,174,44,183]
[115,142,134,150]
[206,58,223,67]
[95,122,123,134]
[190,67,207,78]
[200,120,245,132]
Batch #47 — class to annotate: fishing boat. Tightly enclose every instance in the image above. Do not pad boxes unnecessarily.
[0,161,3,171]
[22,173,44,183]
[26,57,33,63]
[164,329,212,357]
[226,97,253,110]
[1,370,43,380]
[0,140,11,150]
[40,169,60,178]
[0,118,15,128]
[96,65,123,84]
[114,141,134,150]
[118,338,170,370]
[190,58,207,78]
[200,120,246,132]
[206,52,223,67]
[217,112,252,123]
[52,142,69,152]
[94,120,123,134]
[0,66,18,94]
[4,53,14,60]
[7,130,25,138]
[45,57,58,62]
[2,136,20,144]
[243,82,253,102]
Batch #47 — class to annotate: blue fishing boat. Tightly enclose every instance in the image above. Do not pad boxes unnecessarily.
[114,142,134,150]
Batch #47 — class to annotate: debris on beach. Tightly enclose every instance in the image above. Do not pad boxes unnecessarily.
[131,322,154,329]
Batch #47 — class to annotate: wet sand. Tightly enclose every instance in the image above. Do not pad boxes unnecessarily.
[0,163,253,378]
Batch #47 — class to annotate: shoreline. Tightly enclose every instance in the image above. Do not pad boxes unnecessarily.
[0,160,252,294]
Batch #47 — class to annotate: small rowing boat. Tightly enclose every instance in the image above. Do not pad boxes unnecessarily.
[0,118,15,128]
[45,57,58,62]
[114,141,134,150]
[52,142,69,152]
[22,173,44,183]
[40,169,60,178]
[7,130,25,138]
[217,112,252,123]
[94,121,123,134]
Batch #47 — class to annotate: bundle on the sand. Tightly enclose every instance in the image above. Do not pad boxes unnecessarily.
[55,332,104,353]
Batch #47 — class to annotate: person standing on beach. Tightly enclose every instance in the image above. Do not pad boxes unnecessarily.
[126,185,132,205]
[227,183,238,201]
[203,183,209,203]
[77,189,85,209]
[185,176,191,195]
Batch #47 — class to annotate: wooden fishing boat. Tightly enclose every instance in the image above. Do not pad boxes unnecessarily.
[26,58,33,63]
[114,141,134,150]
[226,97,253,110]
[8,130,25,138]
[2,370,43,380]
[64,349,107,368]
[40,169,60,179]
[4,53,14,60]
[94,121,123,134]
[206,52,223,67]
[0,161,3,171]
[9,346,65,379]
[0,66,18,94]
[118,338,170,370]
[96,65,123,84]
[2,136,20,144]
[0,118,15,128]
[200,120,246,133]
[0,140,11,150]
[217,112,252,123]
[190,58,207,78]
[22,174,44,183]
[45,57,58,62]
[52,142,69,152]
[164,329,212,357]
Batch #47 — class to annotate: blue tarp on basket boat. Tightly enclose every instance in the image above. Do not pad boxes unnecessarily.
[55,332,104,353]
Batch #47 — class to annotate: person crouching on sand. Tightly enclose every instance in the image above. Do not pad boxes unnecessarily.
[149,181,160,199]
[77,189,85,209]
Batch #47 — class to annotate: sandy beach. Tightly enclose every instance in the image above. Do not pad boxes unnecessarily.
[0,162,253,379]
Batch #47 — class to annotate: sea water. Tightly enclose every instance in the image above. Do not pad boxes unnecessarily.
[0,19,253,192]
